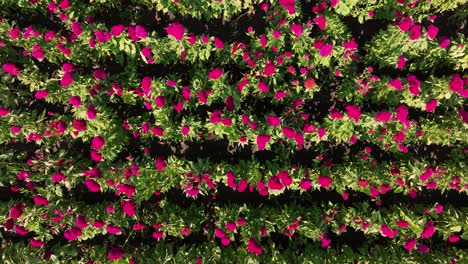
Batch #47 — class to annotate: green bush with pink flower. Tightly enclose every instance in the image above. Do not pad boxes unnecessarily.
[0,0,467,263]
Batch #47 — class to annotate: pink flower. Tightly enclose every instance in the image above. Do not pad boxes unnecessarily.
[381,224,398,238]
[14,225,29,235]
[321,236,331,248]
[208,68,223,80]
[317,175,332,188]
[282,127,295,138]
[409,25,421,40]
[30,239,44,248]
[69,96,81,107]
[396,220,409,228]
[214,37,224,49]
[135,25,148,39]
[85,179,100,192]
[73,120,87,131]
[92,136,105,149]
[388,78,403,90]
[0,108,10,117]
[264,63,275,76]
[256,134,271,150]
[375,111,392,122]
[93,69,107,80]
[117,184,135,198]
[225,96,235,111]
[426,25,438,40]
[258,81,270,92]
[448,234,460,243]
[266,115,280,126]
[439,36,450,48]
[300,179,312,191]
[425,99,438,112]
[60,72,74,87]
[247,238,262,255]
[403,238,416,251]
[52,172,65,183]
[87,105,97,119]
[166,22,185,40]
[90,150,102,162]
[108,246,124,261]
[111,25,125,37]
[345,105,361,122]
[290,24,304,37]
[277,171,292,186]
[181,125,190,136]
[9,204,25,219]
[420,221,435,239]
[398,17,413,32]
[155,156,167,171]
[449,74,464,92]
[64,227,82,241]
[319,44,333,57]
[226,222,236,231]
[419,167,433,181]
[314,15,326,30]
[122,200,136,216]
[268,176,283,190]
[34,90,49,99]
[407,75,421,95]
[417,244,430,253]
[153,231,164,239]
[155,96,166,108]
[106,225,122,234]
[397,56,406,69]
[33,195,49,206]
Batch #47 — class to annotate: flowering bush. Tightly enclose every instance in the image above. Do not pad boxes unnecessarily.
[0,0,467,263]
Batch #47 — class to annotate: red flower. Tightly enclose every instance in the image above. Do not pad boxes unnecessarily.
[256,134,271,150]
[247,238,262,255]
[108,246,124,261]
[166,22,185,40]
[60,72,74,87]
[208,68,223,80]
[317,175,332,188]
[34,90,49,99]
[91,136,105,149]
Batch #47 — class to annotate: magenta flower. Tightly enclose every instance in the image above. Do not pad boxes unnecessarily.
[69,96,81,107]
[30,239,44,248]
[319,44,333,57]
[409,25,421,40]
[214,37,224,49]
[300,179,312,191]
[181,125,190,136]
[208,68,223,80]
[420,221,435,239]
[106,224,122,234]
[166,22,185,40]
[86,105,97,119]
[52,172,65,183]
[117,184,135,198]
[0,108,10,117]
[155,156,167,171]
[258,81,270,92]
[263,63,275,76]
[93,69,107,80]
[135,25,148,39]
[279,0,296,14]
[375,111,392,122]
[345,105,361,122]
[388,78,403,90]
[226,222,236,231]
[290,24,304,37]
[448,234,460,243]
[266,115,280,126]
[277,171,292,186]
[60,72,74,87]
[398,17,413,32]
[90,150,102,162]
[425,99,438,112]
[381,224,398,238]
[314,15,326,30]
[122,200,136,216]
[73,119,87,131]
[321,235,331,248]
[111,25,125,37]
[439,36,450,48]
[84,179,100,192]
[403,238,416,251]
[407,75,421,95]
[33,195,49,206]
[268,176,283,190]
[317,175,332,188]
[247,238,262,255]
[108,246,124,261]
[34,90,49,100]
[14,225,29,235]
[155,96,166,108]
[282,127,295,139]
[449,74,464,92]
[9,204,25,219]
[64,227,82,241]
[256,134,271,150]
[91,136,105,150]
[396,56,406,69]
[426,25,438,39]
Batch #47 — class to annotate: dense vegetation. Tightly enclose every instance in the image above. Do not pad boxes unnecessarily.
[0,0,467,263]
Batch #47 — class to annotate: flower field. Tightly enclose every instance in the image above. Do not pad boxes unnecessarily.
[0,0,467,263]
